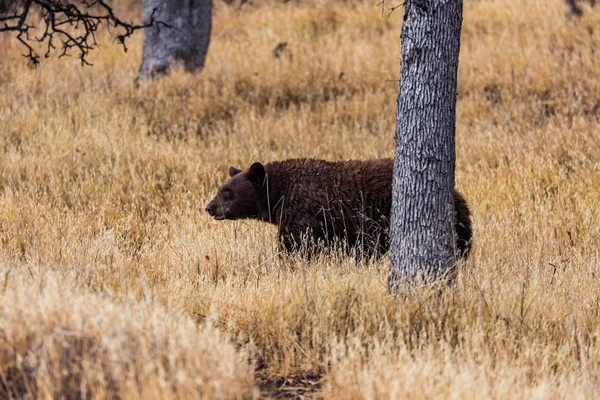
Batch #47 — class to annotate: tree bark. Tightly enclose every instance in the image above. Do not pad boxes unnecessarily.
[389,0,463,290]
[0,0,24,14]
[138,0,212,80]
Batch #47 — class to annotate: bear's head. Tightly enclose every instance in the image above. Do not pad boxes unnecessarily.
[205,162,267,221]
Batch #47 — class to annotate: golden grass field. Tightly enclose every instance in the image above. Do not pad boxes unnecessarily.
[1,0,600,398]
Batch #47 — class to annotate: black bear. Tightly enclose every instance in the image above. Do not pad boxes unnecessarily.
[205,158,472,258]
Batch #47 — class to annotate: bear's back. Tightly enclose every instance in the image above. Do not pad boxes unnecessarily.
[266,158,394,254]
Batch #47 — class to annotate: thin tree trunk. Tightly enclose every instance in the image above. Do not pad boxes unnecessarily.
[138,0,212,80]
[389,0,463,290]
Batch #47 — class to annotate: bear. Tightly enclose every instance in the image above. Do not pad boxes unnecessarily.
[205,158,472,259]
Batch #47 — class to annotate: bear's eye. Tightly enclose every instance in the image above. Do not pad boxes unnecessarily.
[222,189,233,200]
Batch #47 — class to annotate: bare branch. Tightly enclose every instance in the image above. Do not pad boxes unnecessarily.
[0,0,169,66]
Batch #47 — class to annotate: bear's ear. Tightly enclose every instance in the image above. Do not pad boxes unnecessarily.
[247,162,266,185]
[229,166,242,177]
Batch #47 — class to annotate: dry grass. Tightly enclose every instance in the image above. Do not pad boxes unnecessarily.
[1,0,600,398]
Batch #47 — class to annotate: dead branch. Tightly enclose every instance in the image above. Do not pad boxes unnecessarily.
[0,0,169,66]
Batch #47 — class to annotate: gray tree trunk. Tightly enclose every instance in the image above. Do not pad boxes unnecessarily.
[0,0,25,14]
[389,0,463,290]
[138,0,212,80]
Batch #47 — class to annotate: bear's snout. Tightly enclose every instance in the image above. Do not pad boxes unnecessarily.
[205,200,226,220]
[205,203,216,216]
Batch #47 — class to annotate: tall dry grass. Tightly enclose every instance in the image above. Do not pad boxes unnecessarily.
[1,0,600,398]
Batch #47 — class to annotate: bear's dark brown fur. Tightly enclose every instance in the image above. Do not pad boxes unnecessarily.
[205,158,472,258]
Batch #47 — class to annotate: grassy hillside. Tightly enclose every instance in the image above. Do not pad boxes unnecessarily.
[1,0,600,398]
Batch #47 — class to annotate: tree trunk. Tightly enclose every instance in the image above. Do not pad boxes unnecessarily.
[138,0,212,80]
[389,0,463,290]
[0,0,25,14]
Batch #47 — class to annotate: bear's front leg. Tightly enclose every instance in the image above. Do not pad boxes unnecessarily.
[278,232,299,254]
[277,223,320,258]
